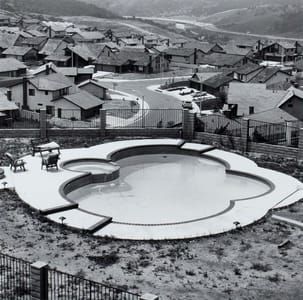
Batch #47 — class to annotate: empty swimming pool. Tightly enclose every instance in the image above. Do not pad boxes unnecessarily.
[67,154,270,225]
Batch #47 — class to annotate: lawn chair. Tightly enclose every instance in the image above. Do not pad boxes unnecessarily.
[41,153,60,171]
[5,152,26,172]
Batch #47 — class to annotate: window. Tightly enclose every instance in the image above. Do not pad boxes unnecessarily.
[249,106,254,115]
[45,91,48,95]
[29,89,35,96]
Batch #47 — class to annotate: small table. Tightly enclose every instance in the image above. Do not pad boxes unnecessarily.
[35,142,60,157]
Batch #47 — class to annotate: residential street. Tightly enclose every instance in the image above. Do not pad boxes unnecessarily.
[98,78,185,127]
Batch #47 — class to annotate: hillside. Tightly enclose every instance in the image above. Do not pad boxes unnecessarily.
[80,0,302,18]
[0,0,117,19]
[208,3,303,37]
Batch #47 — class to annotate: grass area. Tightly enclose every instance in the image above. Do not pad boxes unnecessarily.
[1,138,303,299]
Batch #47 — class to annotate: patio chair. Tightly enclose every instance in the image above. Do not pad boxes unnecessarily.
[41,153,60,171]
[5,152,26,172]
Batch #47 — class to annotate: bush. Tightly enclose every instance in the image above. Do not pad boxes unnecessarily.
[251,263,272,272]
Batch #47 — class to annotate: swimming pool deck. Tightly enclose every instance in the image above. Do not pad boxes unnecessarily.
[1,139,303,240]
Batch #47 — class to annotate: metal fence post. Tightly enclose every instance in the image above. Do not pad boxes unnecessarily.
[297,128,303,162]
[30,261,48,300]
[241,118,250,153]
[40,109,47,138]
[100,108,106,138]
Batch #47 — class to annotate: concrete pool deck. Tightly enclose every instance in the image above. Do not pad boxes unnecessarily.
[1,139,303,240]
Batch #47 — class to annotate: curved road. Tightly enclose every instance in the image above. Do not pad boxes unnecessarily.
[99,78,184,128]
[137,16,303,42]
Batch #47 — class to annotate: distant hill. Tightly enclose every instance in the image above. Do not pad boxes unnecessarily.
[0,0,118,19]
[207,3,303,37]
[79,0,302,18]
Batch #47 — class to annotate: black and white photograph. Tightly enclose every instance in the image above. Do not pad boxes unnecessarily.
[0,0,303,299]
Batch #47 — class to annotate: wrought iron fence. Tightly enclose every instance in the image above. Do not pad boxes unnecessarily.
[48,268,140,300]
[0,253,31,300]
[46,110,99,129]
[106,108,183,128]
[197,114,242,137]
[249,119,299,147]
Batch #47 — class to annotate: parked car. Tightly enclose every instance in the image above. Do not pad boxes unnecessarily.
[182,101,193,109]
[193,91,207,98]
[179,88,194,96]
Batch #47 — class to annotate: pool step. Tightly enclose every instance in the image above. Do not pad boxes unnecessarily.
[88,217,113,233]
[40,203,79,215]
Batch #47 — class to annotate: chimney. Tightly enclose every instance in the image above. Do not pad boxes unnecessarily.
[194,48,197,65]
[6,90,12,101]
[22,77,29,110]
[46,64,50,75]
[48,26,52,38]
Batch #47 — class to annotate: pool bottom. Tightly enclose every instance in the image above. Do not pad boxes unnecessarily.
[67,154,270,225]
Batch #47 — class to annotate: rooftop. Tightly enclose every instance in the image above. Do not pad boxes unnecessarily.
[0,58,27,73]
[228,82,286,116]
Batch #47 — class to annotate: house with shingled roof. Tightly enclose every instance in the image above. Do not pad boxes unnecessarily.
[248,67,291,86]
[227,82,286,117]
[2,46,38,62]
[0,58,27,77]
[199,52,249,69]
[227,63,264,82]
[164,47,204,64]
[255,41,301,63]
[8,71,103,119]
[276,87,303,121]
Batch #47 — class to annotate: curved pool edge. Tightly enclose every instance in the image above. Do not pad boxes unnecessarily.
[9,138,303,240]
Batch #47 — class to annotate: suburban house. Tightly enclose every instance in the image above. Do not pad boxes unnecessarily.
[164,48,205,64]
[227,82,285,116]
[255,42,300,62]
[189,72,221,90]
[0,32,19,56]
[56,67,94,84]
[20,36,48,51]
[0,15,10,26]
[202,73,236,98]
[0,58,27,77]
[117,38,141,47]
[2,46,38,62]
[78,79,107,100]
[44,53,71,67]
[0,88,19,122]
[96,50,169,74]
[39,38,69,58]
[8,71,103,119]
[277,87,303,121]
[141,35,160,48]
[65,44,98,68]
[199,53,249,69]
[72,31,105,44]
[249,67,291,85]
[228,63,264,82]
[222,44,253,57]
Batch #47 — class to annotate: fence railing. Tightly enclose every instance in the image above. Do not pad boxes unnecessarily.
[197,114,242,137]
[48,268,140,300]
[106,109,183,129]
[0,253,31,300]
[0,252,144,300]
[249,119,299,147]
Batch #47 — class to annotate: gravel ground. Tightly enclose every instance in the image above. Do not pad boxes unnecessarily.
[1,138,303,299]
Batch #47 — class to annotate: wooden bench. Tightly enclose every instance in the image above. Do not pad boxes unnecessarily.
[31,138,60,157]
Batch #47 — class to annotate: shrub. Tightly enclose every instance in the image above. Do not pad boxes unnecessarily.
[251,263,272,272]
